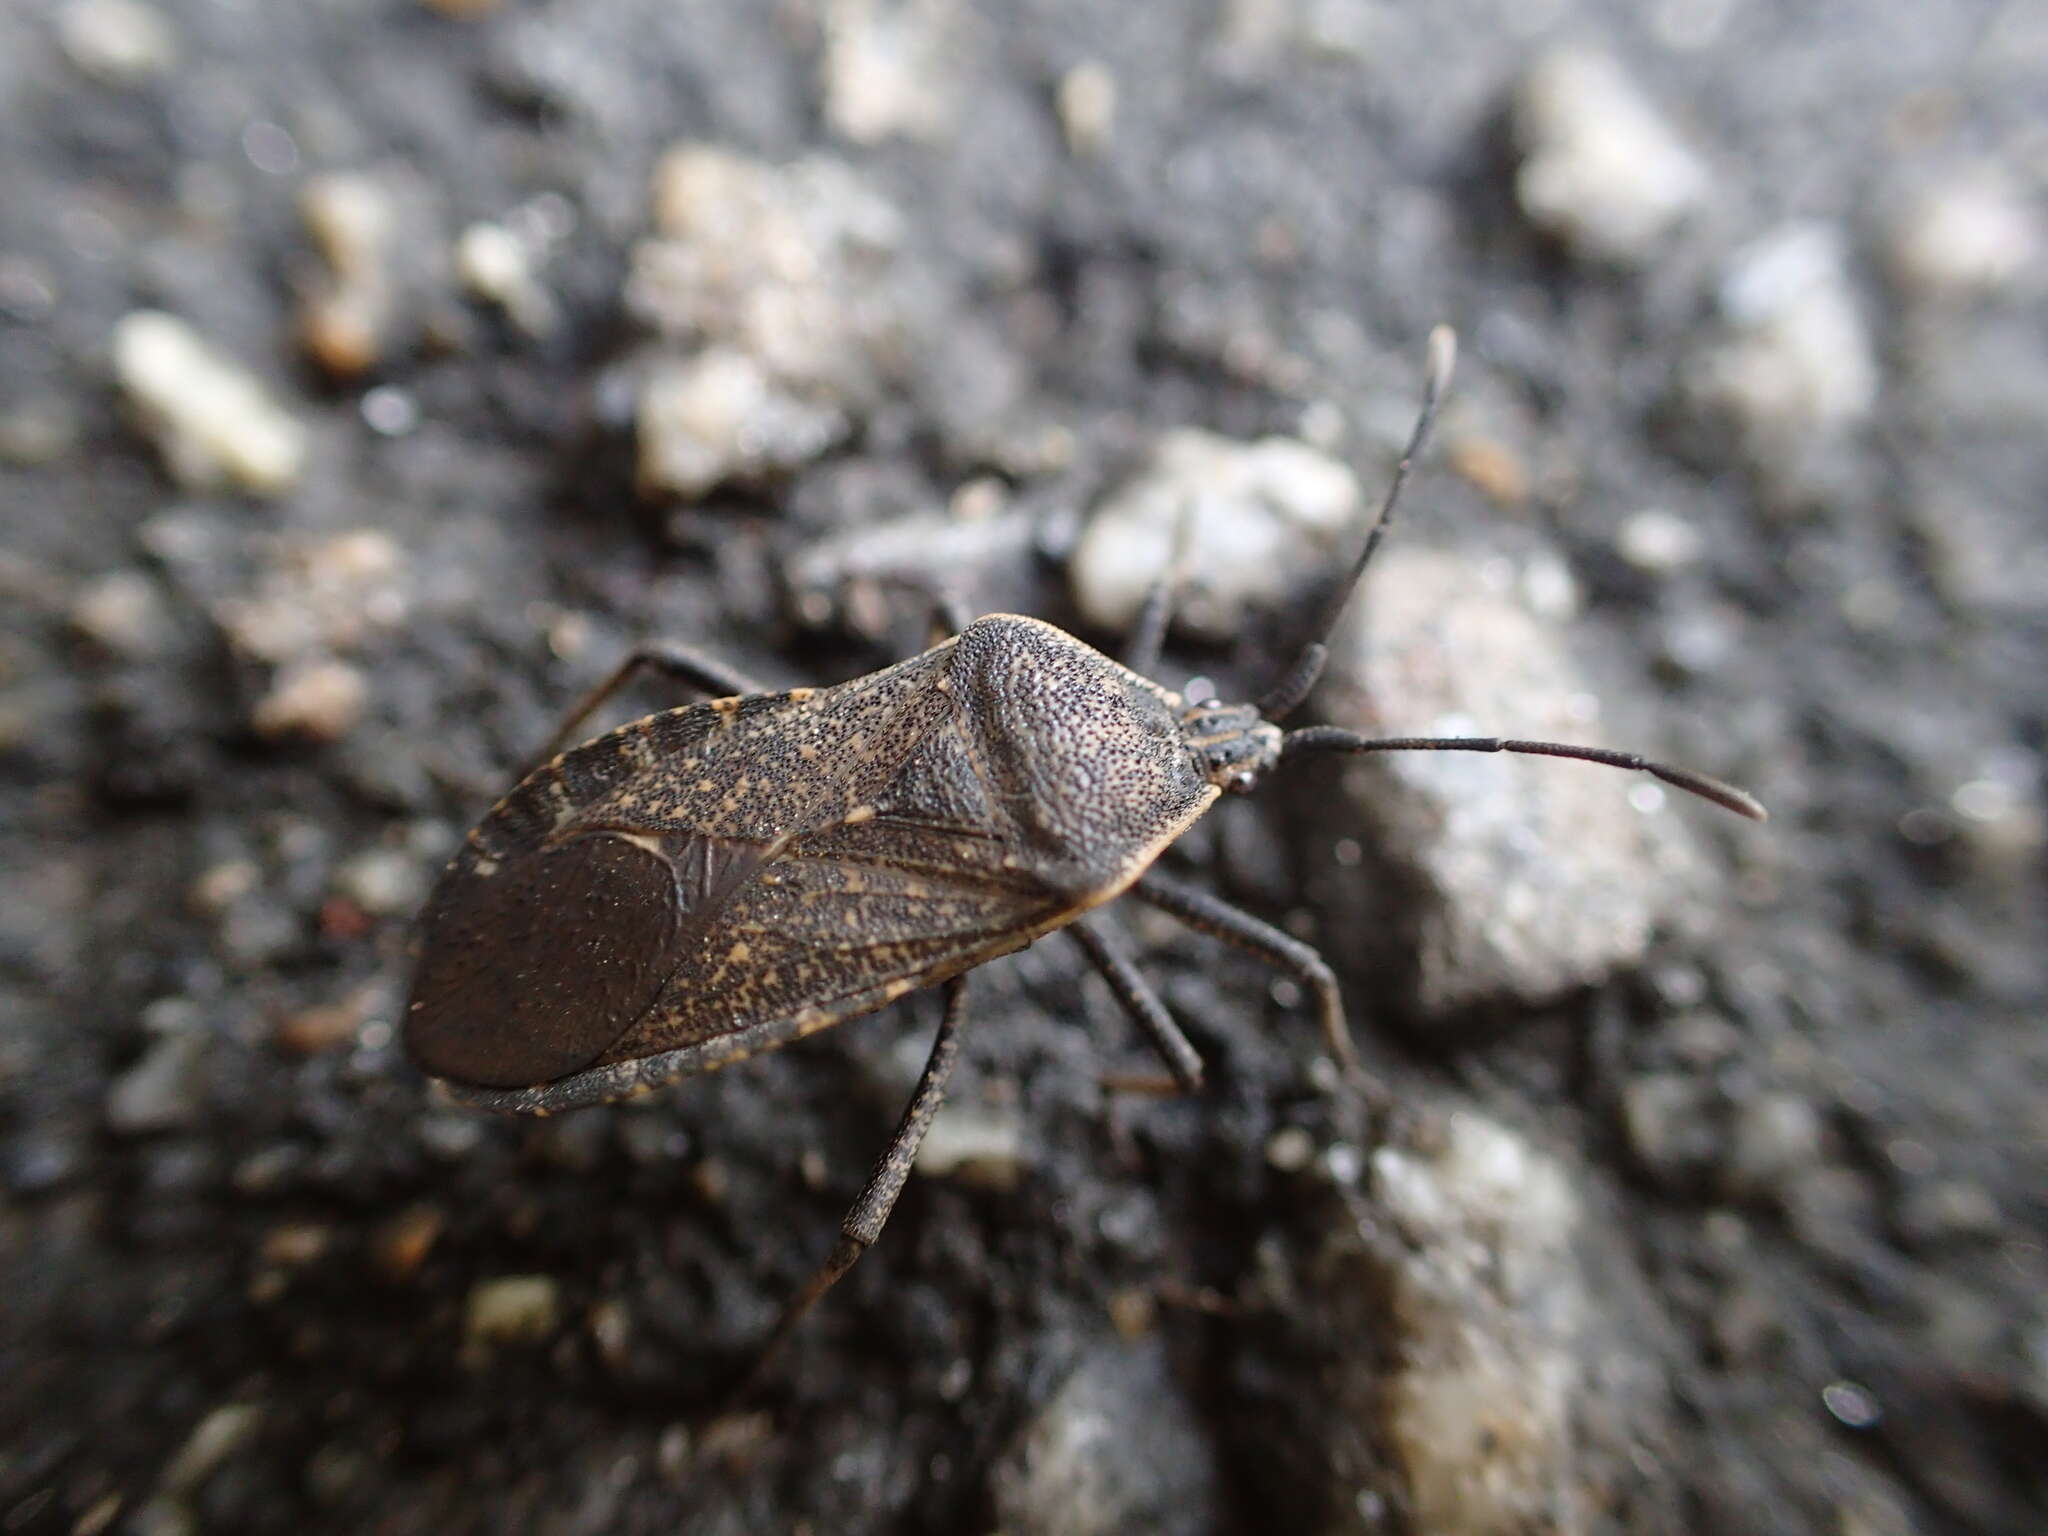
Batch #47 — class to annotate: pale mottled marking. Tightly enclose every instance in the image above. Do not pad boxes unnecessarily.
[710,696,742,725]
[798,743,820,761]
[882,979,913,1000]
[787,687,815,702]
[696,779,715,793]
[844,803,877,825]
[727,941,752,963]
[472,857,498,878]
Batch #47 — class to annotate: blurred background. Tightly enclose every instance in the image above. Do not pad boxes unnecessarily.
[3,1,2044,1532]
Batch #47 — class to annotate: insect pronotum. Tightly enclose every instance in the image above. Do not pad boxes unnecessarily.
[405,328,1764,1371]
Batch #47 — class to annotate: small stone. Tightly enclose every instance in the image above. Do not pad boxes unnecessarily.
[106,1032,209,1135]
[626,146,918,495]
[916,1101,1027,1189]
[59,0,177,83]
[1689,222,1879,452]
[1363,1110,1602,1536]
[989,1337,1218,1536]
[1070,429,1361,639]
[455,221,557,336]
[69,570,172,657]
[1615,509,1705,573]
[1513,47,1709,265]
[1057,61,1117,156]
[636,349,849,497]
[1887,171,2041,299]
[259,1222,330,1268]
[161,1403,263,1496]
[1320,546,1711,1012]
[1265,1124,1316,1172]
[252,659,370,742]
[821,0,958,145]
[463,1275,561,1352]
[274,989,370,1056]
[1447,435,1529,506]
[298,174,399,378]
[370,1202,446,1281]
[215,528,407,665]
[1107,1287,1157,1341]
[1723,1091,1824,1200]
[113,311,307,495]
[588,1298,632,1370]
[333,848,424,916]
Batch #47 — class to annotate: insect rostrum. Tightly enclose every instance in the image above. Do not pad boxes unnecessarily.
[404,328,1764,1363]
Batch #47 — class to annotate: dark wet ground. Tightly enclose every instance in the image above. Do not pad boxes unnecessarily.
[3,1,2045,1532]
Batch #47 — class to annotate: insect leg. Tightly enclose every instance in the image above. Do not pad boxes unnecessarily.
[1067,917,1205,1093]
[1121,506,1196,677]
[1130,870,1360,1076]
[522,643,767,776]
[742,975,968,1385]
[1122,576,1173,678]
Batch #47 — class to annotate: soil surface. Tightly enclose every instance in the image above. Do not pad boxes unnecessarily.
[3,2,2044,1533]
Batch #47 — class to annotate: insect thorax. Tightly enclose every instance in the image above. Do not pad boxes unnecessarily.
[948,616,1217,898]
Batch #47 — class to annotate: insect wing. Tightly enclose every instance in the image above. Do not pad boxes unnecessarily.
[405,828,770,1088]
[598,806,1064,1073]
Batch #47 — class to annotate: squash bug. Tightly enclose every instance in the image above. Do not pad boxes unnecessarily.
[405,328,1763,1365]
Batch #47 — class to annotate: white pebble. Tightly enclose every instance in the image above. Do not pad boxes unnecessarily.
[1888,172,2041,299]
[334,849,425,916]
[1265,1125,1315,1172]
[69,570,171,656]
[1616,508,1705,573]
[59,0,176,83]
[456,221,558,336]
[1513,48,1709,265]
[821,0,957,145]
[252,658,370,742]
[1057,61,1117,156]
[1070,429,1360,639]
[915,1102,1027,1188]
[636,350,849,497]
[113,311,308,495]
[298,173,398,377]
[463,1275,561,1350]
[1692,222,1878,444]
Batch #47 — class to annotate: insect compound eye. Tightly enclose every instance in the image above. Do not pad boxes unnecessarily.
[405,833,685,1089]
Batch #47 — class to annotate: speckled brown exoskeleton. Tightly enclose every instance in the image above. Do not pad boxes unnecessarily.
[404,329,1764,1369]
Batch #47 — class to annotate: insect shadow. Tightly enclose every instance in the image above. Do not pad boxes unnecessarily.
[404,327,1764,1380]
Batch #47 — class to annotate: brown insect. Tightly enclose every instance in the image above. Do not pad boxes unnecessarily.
[404,329,1763,1365]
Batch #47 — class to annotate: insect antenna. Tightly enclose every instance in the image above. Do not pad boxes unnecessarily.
[1279,727,1768,821]
[1256,324,1459,721]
